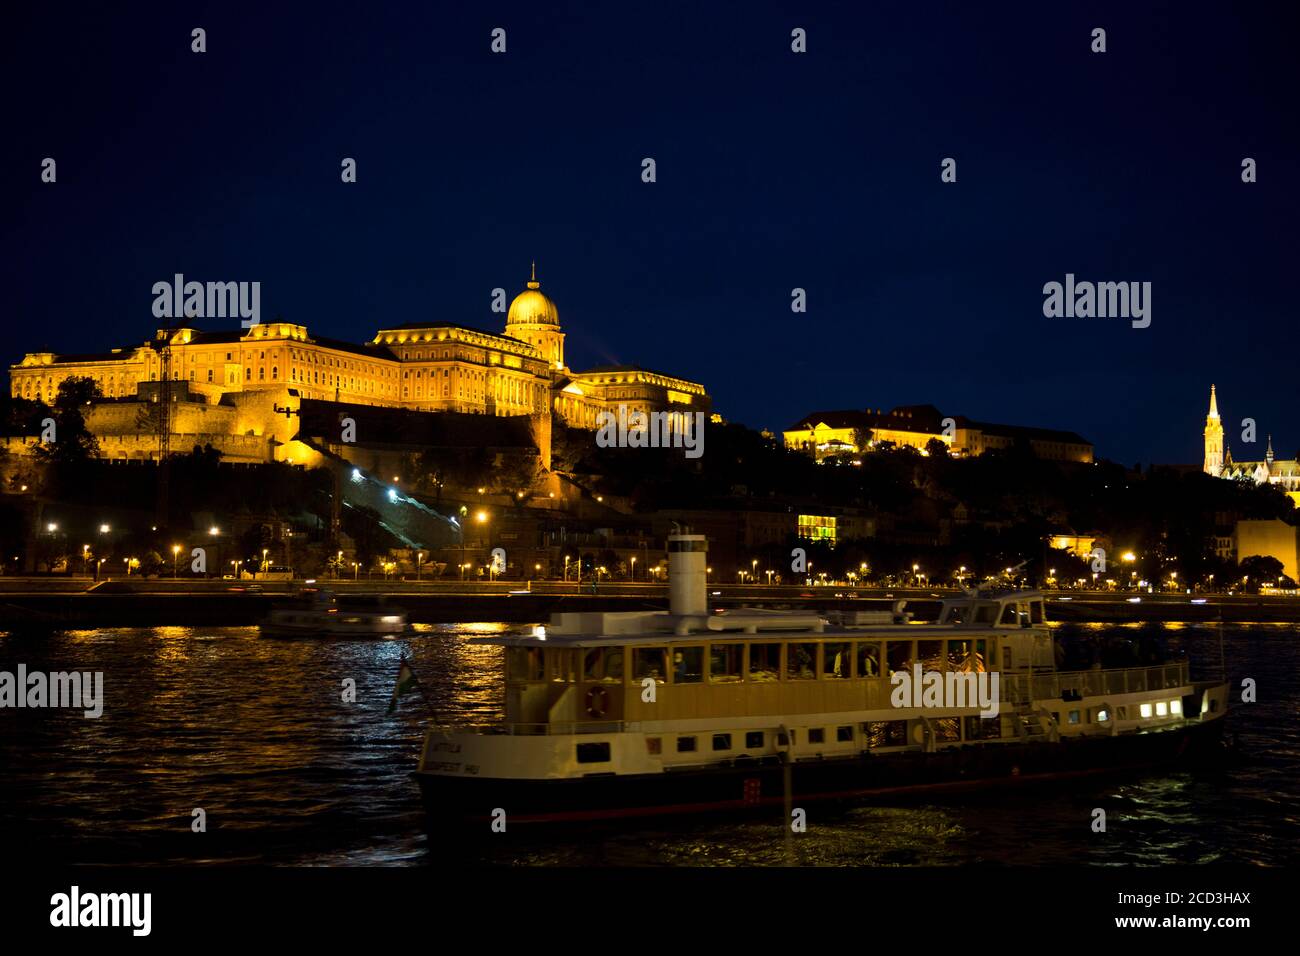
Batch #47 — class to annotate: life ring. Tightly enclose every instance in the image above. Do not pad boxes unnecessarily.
[585,686,610,719]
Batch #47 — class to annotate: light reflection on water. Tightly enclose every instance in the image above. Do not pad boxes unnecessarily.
[0,621,1294,866]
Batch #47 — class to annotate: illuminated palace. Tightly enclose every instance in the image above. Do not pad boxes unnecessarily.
[784,405,1093,463]
[1202,384,1300,506]
[7,267,710,467]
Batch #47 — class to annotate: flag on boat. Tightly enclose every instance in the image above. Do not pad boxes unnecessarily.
[389,657,420,713]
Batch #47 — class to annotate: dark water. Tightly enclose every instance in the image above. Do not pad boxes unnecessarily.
[1,622,1296,866]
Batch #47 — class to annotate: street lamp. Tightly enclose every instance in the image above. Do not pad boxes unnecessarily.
[172,544,181,577]
[630,556,636,582]
[752,559,758,584]
[416,551,424,580]
[99,523,111,534]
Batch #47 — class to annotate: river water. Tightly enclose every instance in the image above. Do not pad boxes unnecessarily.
[1,622,1295,866]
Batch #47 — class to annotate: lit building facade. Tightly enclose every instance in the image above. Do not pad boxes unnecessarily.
[784,406,1093,463]
[9,268,710,464]
[1202,385,1300,506]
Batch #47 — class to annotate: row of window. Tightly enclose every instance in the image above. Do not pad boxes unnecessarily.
[508,639,992,686]
[574,717,1005,764]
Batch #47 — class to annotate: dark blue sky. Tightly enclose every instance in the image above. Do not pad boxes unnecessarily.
[4,1,1296,466]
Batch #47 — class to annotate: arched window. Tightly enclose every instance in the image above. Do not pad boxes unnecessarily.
[272,366,279,380]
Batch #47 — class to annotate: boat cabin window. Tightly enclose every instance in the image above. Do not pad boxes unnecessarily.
[947,639,987,671]
[712,733,732,751]
[634,647,668,683]
[507,647,544,681]
[676,736,697,753]
[672,646,704,684]
[999,604,1019,626]
[582,647,624,683]
[808,728,825,744]
[548,649,575,682]
[837,726,853,742]
[787,643,817,680]
[965,715,1002,740]
[709,643,743,683]
[745,731,764,748]
[887,641,912,675]
[974,604,996,625]
[824,642,851,679]
[856,641,881,677]
[917,640,943,669]
[865,720,908,748]
[1030,600,1044,624]
[935,718,960,742]
[943,604,969,625]
[749,643,781,681]
[576,742,610,764]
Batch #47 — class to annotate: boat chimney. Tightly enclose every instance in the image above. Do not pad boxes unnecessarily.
[667,532,708,616]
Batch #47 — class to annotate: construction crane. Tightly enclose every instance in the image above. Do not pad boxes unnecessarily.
[148,328,174,529]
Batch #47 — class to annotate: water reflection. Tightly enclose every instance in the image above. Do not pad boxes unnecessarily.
[0,622,1294,866]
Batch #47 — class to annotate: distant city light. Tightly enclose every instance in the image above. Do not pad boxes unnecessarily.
[351,469,362,482]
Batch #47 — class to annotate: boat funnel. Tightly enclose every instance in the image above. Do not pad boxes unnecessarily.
[667,533,708,616]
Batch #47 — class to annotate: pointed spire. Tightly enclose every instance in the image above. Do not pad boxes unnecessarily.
[1267,434,1274,462]
[1208,384,1219,419]
[527,260,540,290]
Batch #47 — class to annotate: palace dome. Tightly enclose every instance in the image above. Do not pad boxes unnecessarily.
[506,266,559,328]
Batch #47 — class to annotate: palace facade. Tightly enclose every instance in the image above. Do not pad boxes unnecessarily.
[8,268,710,467]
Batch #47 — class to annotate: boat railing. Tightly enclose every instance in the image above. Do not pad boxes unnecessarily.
[1001,661,1190,704]
[431,721,628,736]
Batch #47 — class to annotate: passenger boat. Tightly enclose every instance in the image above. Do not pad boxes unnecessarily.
[261,588,408,638]
[415,533,1230,827]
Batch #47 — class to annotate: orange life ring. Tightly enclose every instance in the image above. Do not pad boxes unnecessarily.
[585,686,610,719]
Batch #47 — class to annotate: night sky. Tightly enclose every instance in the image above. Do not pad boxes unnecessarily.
[4,1,1296,467]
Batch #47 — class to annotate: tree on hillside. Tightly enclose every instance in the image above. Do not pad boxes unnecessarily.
[32,377,102,468]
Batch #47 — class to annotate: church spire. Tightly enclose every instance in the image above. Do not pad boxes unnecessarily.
[1267,434,1274,462]
[527,260,539,290]
[1203,384,1225,478]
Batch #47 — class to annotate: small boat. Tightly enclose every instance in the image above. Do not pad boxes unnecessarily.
[260,588,408,638]
[415,533,1230,829]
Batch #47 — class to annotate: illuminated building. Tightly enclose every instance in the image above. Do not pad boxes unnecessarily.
[1203,385,1300,506]
[784,405,1093,463]
[8,267,710,466]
